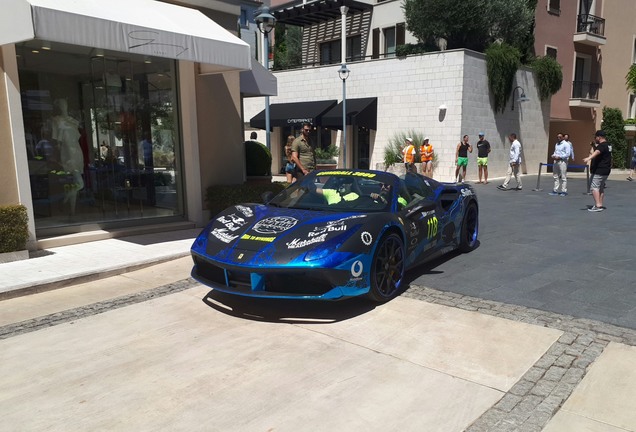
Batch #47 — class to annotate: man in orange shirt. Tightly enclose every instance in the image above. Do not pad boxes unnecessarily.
[420,137,434,178]
[402,137,416,173]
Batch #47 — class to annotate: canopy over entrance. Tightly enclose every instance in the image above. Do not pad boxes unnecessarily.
[1,0,251,72]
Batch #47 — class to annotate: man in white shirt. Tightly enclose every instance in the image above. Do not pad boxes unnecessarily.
[497,133,522,191]
[549,132,573,196]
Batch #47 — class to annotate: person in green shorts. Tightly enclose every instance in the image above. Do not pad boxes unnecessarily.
[476,132,491,184]
[454,135,472,183]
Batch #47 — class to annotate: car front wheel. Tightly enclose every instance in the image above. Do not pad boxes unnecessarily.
[459,201,478,252]
[368,232,405,302]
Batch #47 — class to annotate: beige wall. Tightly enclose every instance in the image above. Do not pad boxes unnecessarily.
[0,48,19,205]
[196,70,245,200]
[598,0,636,126]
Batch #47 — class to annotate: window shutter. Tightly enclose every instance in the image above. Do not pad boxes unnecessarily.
[372,28,380,59]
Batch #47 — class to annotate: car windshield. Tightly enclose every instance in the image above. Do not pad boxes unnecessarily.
[268,171,397,212]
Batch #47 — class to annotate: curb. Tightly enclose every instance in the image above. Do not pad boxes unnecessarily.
[0,252,191,301]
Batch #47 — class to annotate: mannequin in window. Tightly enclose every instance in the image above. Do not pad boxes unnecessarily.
[51,98,84,214]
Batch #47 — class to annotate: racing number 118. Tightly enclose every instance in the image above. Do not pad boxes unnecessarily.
[427,216,438,239]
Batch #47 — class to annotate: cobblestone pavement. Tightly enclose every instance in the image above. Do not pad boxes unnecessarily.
[3,278,636,431]
[0,278,198,341]
[405,285,636,432]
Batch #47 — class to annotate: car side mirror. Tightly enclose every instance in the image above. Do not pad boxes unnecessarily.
[405,200,436,218]
[261,191,274,203]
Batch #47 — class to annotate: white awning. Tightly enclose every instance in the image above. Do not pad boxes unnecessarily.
[1,0,251,72]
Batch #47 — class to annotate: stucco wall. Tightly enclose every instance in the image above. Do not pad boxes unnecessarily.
[243,50,549,182]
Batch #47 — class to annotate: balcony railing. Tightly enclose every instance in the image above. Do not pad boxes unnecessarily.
[571,80,599,100]
[576,14,605,36]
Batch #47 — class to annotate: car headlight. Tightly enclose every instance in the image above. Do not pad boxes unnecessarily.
[304,247,331,262]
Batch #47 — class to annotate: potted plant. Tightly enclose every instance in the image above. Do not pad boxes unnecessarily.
[315,144,339,170]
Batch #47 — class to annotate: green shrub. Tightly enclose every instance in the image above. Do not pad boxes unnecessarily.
[315,144,339,163]
[205,182,288,217]
[485,42,521,113]
[395,42,437,57]
[245,140,272,176]
[384,130,427,168]
[532,56,563,101]
[602,107,628,169]
[0,205,29,253]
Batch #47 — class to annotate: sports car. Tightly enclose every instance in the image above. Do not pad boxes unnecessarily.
[191,169,478,302]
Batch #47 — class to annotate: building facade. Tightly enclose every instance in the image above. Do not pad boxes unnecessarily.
[534,0,606,163]
[245,0,550,182]
[1,0,273,249]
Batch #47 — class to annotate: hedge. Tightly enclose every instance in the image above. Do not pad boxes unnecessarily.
[0,205,29,253]
[205,182,287,217]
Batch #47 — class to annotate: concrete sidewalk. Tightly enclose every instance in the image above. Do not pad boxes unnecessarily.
[0,227,200,300]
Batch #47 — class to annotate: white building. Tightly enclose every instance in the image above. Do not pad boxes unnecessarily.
[245,0,550,182]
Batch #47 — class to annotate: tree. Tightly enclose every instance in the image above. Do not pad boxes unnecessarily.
[402,0,534,54]
[273,24,302,71]
[602,107,628,169]
[626,64,636,94]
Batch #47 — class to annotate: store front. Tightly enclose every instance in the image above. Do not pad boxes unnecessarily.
[1,0,254,244]
[18,41,183,235]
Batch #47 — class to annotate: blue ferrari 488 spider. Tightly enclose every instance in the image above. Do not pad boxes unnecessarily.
[191,169,478,302]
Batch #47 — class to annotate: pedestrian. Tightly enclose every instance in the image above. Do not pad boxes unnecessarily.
[291,122,316,180]
[583,130,612,212]
[454,135,472,183]
[284,135,297,183]
[402,137,417,173]
[420,137,434,178]
[475,132,491,184]
[497,133,522,191]
[564,134,575,162]
[549,132,574,196]
[627,143,636,181]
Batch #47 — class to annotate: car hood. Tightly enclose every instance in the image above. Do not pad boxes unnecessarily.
[194,204,373,266]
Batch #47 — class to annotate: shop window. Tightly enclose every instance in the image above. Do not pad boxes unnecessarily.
[17,40,184,234]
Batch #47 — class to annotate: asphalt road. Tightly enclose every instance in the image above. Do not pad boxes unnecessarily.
[406,173,636,330]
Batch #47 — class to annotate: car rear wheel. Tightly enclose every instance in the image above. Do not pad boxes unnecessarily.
[459,201,478,252]
[368,232,405,302]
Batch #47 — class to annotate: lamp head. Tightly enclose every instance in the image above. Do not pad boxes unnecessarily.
[338,64,350,81]
[255,6,276,34]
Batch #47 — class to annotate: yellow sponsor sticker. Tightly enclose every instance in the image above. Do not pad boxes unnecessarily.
[316,170,376,178]
[241,234,276,242]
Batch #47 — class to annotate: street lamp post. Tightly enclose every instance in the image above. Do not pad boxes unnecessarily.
[339,5,349,168]
[255,6,276,150]
[338,64,350,168]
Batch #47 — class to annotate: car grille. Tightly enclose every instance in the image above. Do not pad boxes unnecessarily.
[193,257,335,297]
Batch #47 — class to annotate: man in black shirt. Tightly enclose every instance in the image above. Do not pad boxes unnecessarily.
[583,130,612,212]
[476,132,491,184]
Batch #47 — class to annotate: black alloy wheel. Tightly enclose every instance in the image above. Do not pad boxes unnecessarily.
[459,201,478,252]
[368,232,405,302]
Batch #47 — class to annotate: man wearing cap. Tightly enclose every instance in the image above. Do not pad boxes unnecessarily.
[476,132,491,184]
[583,130,612,212]
[420,137,434,178]
[403,137,416,173]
